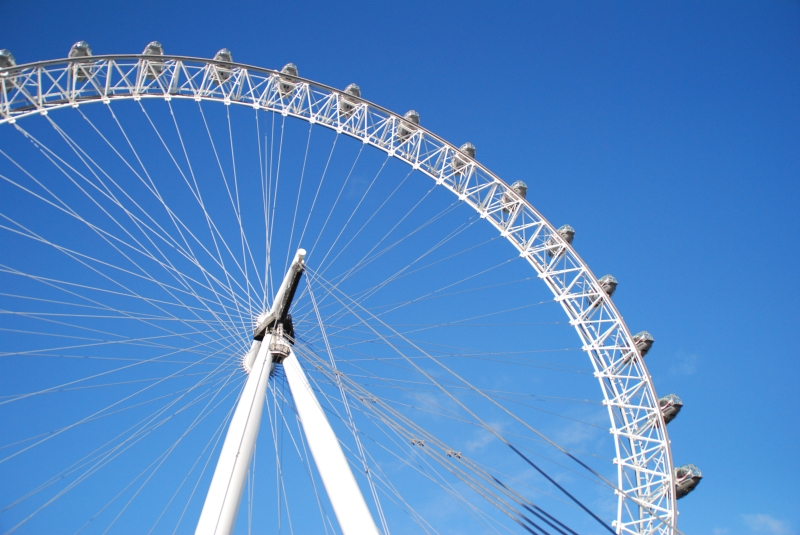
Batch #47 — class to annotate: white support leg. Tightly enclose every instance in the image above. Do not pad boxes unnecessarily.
[195,338,273,535]
[283,351,381,535]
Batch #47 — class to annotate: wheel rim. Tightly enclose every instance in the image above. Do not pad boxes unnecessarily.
[0,54,677,534]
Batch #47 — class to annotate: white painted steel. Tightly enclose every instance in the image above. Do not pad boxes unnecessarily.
[195,339,273,535]
[197,248,308,534]
[283,350,381,535]
[241,340,261,374]
[0,54,677,534]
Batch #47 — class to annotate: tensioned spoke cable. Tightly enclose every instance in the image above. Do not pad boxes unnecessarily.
[77,386,242,532]
[307,280,390,535]
[284,122,314,274]
[0,330,241,407]
[194,101,253,334]
[304,358,602,439]
[172,387,241,534]
[306,142,365,262]
[314,153,391,271]
[226,103,259,322]
[0,373,234,460]
[255,109,268,304]
[289,232,508,331]
[290,401,334,535]
[0,371,235,513]
[4,361,241,533]
[296,132,339,253]
[317,166,415,280]
[267,113,287,302]
[0,134,245,344]
[265,110,277,302]
[147,389,238,535]
[303,353,563,535]
[317,182,447,282]
[195,100,264,313]
[303,196,466,326]
[0,160,245,360]
[298,263,538,352]
[90,362,243,534]
[304,269,616,533]
[43,113,246,343]
[341,214,485,308]
[265,374,295,535]
[95,105,253,337]
[0,214,236,346]
[145,101,262,333]
[315,271,684,534]
[0,334,242,465]
[298,356,527,534]
[289,195,467,337]
[77,103,253,310]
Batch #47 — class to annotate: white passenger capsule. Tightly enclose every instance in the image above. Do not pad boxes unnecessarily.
[339,83,361,118]
[501,180,528,212]
[69,41,92,58]
[452,142,475,175]
[69,41,93,82]
[659,394,683,424]
[0,50,16,93]
[632,331,654,357]
[590,274,617,307]
[212,48,233,84]
[141,41,164,79]
[674,464,702,499]
[397,110,419,143]
[0,49,14,68]
[546,224,575,257]
[510,180,527,199]
[599,274,617,297]
[278,62,298,97]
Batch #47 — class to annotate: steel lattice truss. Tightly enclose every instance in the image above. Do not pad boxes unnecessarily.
[0,55,678,534]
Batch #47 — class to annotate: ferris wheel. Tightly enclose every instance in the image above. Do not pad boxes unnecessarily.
[0,42,702,535]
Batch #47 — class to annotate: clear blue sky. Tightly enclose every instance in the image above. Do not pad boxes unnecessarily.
[2,1,799,534]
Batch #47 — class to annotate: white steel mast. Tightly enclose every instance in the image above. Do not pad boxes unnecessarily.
[196,249,380,535]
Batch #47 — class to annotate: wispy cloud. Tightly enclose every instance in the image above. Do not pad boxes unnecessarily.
[743,514,795,535]
[713,528,729,535]
[669,352,698,376]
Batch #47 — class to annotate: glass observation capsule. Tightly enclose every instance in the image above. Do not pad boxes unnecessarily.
[501,181,528,213]
[212,48,233,84]
[0,49,15,68]
[142,41,163,56]
[658,393,683,424]
[339,83,361,117]
[69,40,92,58]
[141,41,165,79]
[397,110,420,143]
[674,464,702,499]
[546,224,575,257]
[598,274,617,297]
[452,142,476,175]
[590,274,617,307]
[69,41,94,82]
[279,62,299,97]
[510,180,528,199]
[633,330,654,357]
[1,49,17,92]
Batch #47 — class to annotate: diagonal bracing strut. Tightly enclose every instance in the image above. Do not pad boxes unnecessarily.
[196,249,380,535]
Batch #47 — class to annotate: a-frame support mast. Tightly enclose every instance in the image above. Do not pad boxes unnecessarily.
[195,249,380,535]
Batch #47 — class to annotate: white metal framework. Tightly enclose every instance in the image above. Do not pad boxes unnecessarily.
[0,54,678,534]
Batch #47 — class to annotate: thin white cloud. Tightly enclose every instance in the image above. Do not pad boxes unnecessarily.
[669,352,698,376]
[743,514,795,535]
